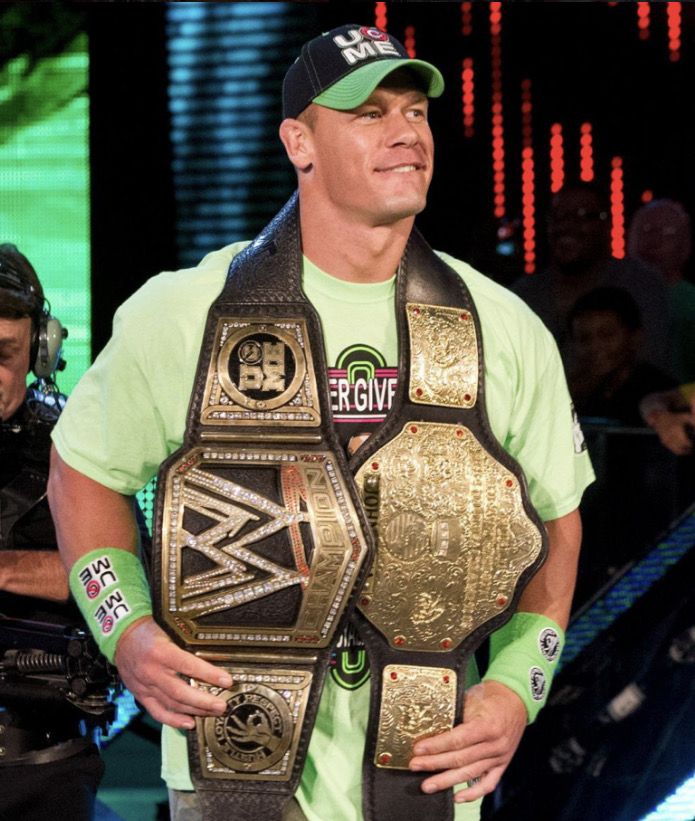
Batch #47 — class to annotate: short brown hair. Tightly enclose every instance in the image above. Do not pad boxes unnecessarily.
[0,243,44,325]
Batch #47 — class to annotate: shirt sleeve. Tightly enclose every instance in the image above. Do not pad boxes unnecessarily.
[500,316,594,522]
[52,246,244,493]
[52,297,175,494]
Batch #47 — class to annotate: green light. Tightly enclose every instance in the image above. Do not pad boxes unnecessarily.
[0,33,91,394]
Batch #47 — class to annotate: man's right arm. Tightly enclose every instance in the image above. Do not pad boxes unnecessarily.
[47,447,232,729]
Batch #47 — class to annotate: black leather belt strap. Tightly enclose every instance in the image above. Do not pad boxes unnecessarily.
[356,616,471,821]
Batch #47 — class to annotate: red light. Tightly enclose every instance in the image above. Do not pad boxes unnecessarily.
[641,189,654,203]
[461,2,473,37]
[521,82,536,274]
[580,122,594,182]
[637,2,650,40]
[375,2,387,31]
[462,58,475,137]
[404,25,416,58]
[610,156,625,259]
[550,123,564,194]
[667,3,681,62]
[490,5,505,218]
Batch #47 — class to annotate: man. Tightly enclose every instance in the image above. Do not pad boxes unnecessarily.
[513,182,672,375]
[627,198,695,383]
[567,286,675,425]
[48,26,593,821]
[0,244,104,820]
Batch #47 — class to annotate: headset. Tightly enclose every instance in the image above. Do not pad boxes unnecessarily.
[0,256,67,381]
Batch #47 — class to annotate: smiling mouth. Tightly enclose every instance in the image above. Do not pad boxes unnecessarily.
[377,164,423,173]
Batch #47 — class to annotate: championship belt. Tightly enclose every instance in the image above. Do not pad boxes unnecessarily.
[347,237,547,821]
[151,194,374,819]
[152,193,547,820]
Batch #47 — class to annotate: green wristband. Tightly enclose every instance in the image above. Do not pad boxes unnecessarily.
[482,612,565,724]
[69,548,153,663]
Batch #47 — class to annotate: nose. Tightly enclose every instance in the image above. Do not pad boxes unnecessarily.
[384,111,420,147]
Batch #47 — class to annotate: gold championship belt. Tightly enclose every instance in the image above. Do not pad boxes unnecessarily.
[358,307,542,770]
[346,236,547,821]
[152,195,547,821]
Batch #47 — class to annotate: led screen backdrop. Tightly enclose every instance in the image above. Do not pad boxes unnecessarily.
[166,1,311,268]
[0,28,90,394]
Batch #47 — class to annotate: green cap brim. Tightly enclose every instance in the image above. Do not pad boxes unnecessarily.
[313,59,444,111]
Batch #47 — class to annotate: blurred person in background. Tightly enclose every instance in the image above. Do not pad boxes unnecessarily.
[627,198,695,383]
[567,286,676,426]
[514,183,672,376]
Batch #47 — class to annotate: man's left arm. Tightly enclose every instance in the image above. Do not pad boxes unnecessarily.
[409,508,582,803]
[0,550,69,601]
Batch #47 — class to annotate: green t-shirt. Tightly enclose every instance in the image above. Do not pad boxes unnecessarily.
[53,243,594,821]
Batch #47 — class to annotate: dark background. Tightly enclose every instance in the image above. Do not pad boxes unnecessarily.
[83,0,695,354]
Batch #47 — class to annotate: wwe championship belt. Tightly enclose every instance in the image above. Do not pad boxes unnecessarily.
[152,194,547,821]
[154,319,373,817]
[152,197,374,819]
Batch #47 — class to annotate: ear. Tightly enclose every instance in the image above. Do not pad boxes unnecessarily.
[279,118,313,172]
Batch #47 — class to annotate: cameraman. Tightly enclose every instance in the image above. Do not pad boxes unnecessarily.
[0,244,104,820]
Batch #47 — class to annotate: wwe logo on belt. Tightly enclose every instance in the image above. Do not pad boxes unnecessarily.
[176,466,310,618]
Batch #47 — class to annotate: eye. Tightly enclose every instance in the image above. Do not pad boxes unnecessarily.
[358,110,381,120]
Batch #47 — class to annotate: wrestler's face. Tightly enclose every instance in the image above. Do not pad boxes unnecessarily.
[0,316,31,421]
[302,75,434,226]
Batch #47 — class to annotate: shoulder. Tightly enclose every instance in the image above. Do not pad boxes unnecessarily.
[118,242,250,324]
[607,257,666,293]
[672,278,695,303]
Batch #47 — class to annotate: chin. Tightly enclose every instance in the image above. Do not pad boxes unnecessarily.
[376,197,427,224]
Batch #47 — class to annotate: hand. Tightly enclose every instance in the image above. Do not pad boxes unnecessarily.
[648,410,695,456]
[408,680,527,804]
[114,616,233,730]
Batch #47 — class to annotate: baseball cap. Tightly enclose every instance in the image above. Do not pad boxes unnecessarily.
[282,24,445,120]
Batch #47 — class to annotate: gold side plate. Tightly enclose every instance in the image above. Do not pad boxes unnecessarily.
[356,422,543,651]
[193,667,312,781]
[375,664,456,770]
[406,303,478,408]
[201,318,321,427]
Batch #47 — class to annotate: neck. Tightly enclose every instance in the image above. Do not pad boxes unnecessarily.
[600,361,634,398]
[299,197,413,284]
